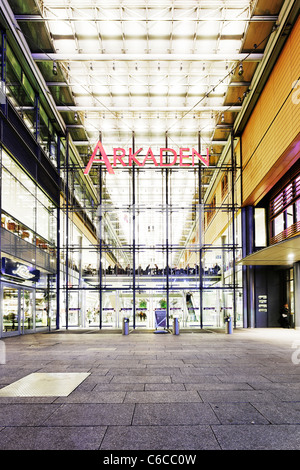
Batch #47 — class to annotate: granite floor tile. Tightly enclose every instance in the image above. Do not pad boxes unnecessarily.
[132,403,220,425]
[212,424,300,450]
[145,383,185,391]
[210,403,270,424]
[252,402,300,424]
[55,391,126,403]
[43,403,135,426]
[199,390,279,402]
[124,390,202,403]
[185,382,253,391]
[100,425,221,450]
[0,426,106,450]
[0,404,61,426]
[112,375,171,384]
[94,383,144,391]
[171,374,221,384]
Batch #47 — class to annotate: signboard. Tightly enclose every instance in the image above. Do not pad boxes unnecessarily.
[258,295,267,313]
[1,258,40,282]
[84,141,210,175]
[155,309,167,328]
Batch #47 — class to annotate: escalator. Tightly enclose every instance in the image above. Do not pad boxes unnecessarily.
[186,292,196,322]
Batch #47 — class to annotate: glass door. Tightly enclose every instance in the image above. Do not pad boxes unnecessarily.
[21,288,34,332]
[2,285,20,333]
[2,284,34,335]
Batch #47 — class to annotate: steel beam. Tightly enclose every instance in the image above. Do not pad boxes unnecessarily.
[32,53,263,62]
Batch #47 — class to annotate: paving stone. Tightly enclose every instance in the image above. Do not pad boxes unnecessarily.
[0,404,61,426]
[184,382,253,391]
[198,390,279,402]
[124,390,202,403]
[132,403,219,425]
[252,402,300,424]
[100,425,221,450]
[112,375,171,384]
[43,403,135,426]
[55,391,126,403]
[212,424,300,450]
[210,403,270,424]
[94,383,144,391]
[145,383,185,391]
[0,426,106,450]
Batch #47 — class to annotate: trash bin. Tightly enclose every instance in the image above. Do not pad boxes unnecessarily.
[122,317,129,335]
[173,317,180,335]
[225,316,233,334]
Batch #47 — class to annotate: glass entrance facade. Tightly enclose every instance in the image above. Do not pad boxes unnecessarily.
[60,138,243,331]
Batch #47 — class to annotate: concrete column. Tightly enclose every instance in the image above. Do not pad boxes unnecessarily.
[294,262,300,329]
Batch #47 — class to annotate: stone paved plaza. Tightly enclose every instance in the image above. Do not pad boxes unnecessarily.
[0,328,300,451]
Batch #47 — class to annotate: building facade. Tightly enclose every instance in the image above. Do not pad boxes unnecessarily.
[0,0,299,336]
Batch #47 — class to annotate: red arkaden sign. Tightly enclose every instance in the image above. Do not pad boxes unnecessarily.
[84,141,209,175]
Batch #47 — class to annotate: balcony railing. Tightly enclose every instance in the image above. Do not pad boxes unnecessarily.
[1,227,56,273]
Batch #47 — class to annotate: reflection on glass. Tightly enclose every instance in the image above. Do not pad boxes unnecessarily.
[2,287,19,332]
[35,290,48,328]
[22,289,33,330]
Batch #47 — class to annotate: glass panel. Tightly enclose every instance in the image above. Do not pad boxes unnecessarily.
[22,289,34,330]
[135,292,150,328]
[2,167,36,232]
[286,205,294,228]
[274,213,284,236]
[255,208,267,247]
[102,291,117,327]
[35,290,49,328]
[296,199,300,222]
[2,287,19,333]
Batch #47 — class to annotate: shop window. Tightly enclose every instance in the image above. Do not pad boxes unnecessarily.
[270,172,300,244]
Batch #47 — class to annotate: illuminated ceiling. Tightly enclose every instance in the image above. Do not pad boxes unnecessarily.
[7,0,284,161]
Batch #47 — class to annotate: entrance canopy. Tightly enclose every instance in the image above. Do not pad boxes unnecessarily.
[238,235,300,266]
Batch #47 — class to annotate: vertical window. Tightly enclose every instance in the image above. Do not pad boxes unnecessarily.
[255,208,266,247]
[286,205,294,228]
[274,213,284,236]
[296,199,300,222]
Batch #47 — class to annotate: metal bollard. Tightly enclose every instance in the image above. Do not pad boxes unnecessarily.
[173,317,180,335]
[225,316,233,334]
[122,317,129,335]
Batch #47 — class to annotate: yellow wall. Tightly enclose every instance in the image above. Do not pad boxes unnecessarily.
[204,140,242,246]
[242,16,300,206]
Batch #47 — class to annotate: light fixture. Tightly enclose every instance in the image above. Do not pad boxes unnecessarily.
[53,61,57,75]
[238,62,244,75]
